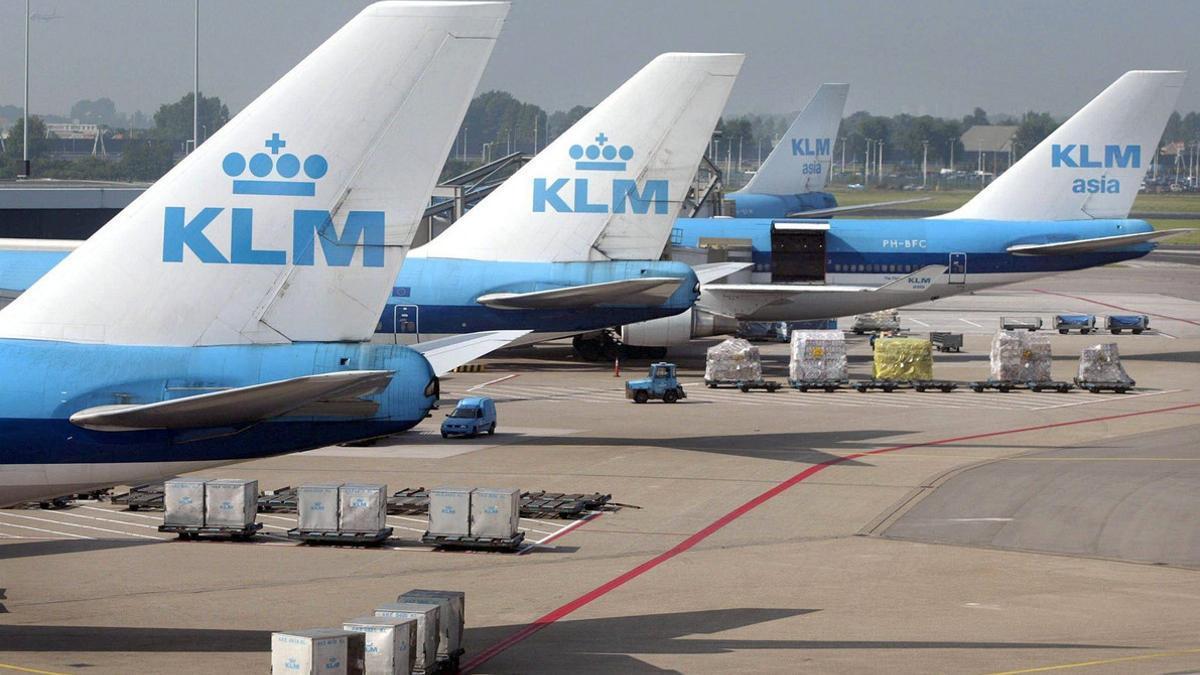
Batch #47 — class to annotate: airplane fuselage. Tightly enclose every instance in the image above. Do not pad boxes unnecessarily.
[724,190,836,218]
[0,340,437,506]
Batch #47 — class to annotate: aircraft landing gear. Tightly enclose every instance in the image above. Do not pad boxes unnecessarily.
[572,331,667,362]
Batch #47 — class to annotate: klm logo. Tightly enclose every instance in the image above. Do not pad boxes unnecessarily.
[532,132,669,214]
[163,132,385,267]
[222,133,328,196]
[791,137,831,156]
[1050,144,1140,169]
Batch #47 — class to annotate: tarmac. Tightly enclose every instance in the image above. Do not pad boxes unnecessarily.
[1,253,1198,674]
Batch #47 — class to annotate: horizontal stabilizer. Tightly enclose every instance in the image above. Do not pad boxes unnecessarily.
[411,329,531,376]
[692,262,753,283]
[1006,229,1190,255]
[0,238,83,252]
[476,278,683,310]
[69,370,394,432]
[787,197,931,218]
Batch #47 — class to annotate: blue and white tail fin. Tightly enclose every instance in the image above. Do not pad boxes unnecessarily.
[0,1,507,347]
[937,70,1186,222]
[416,52,744,262]
[737,83,848,196]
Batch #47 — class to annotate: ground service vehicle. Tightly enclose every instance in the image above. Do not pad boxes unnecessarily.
[441,397,497,438]
[626,363,687,403]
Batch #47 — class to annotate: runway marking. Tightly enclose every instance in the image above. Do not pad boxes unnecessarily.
[467,373,520,392]
[959,318,984,328]
[0,512,161,540]
[0,519,93,540]
[986,646,1200,674]
[462,401,1200,672]
[0,662,70,675]
[1032,288,1200,327]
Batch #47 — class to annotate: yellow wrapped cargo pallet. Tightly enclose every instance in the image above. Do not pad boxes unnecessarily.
[873,337,934,381]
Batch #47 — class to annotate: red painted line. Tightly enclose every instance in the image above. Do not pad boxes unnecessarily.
[517,512,602,556]
[461,401,1200,672]
[1032,288,1200,327]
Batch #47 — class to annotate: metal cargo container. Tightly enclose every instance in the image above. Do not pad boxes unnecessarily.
[338,484,387,533]
[469,488,520,539]
[298,483,342,532]
[204,479,258,528]
[271,628,365,675]
[343,616,416,675]
[163,478,208,527]
[374,603,439,673]
[398,589,465,659]
[427,487,471,537]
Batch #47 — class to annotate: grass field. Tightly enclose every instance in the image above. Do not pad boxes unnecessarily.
[827,187,1200,245]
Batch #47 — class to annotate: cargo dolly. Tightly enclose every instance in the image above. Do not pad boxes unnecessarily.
[285,527,394,546]
[1105,314,1149,334]
[420,531,526,552]
[112,483,165,511]
[929,331,963,352]
[789,379,848,392]
[1074,377,1134,394]
[384,489,611,519]
[704,378,781,392]
[851,379,908,392]
[158,522,262,541]
[1054,314,1095,334]
[910,380,959,393]
[969,380,1074,393]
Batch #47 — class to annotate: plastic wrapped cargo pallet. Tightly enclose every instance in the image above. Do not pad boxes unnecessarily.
[1077,343,1134,384]
[853,309,899,333]
[343,616,416,675]
[470,487,521,539]
[338,484,388,533]
[375,602,440,673]
[297,483,341,532]
[789,330,847,382]
[704,338,762,383]
[989,330,1052,382]
[271,628,365,675]
[399,589,465,659]
[163,478,207,527]
[204,479,258,528]
[428,487,472,536]
[872,337,933,381]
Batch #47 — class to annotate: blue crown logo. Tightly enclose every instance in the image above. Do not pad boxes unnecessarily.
[569,132,633,172]
[222,132,327,197]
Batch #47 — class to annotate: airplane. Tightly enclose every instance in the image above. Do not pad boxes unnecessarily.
[619,70,1189,348]
[0,1,513,507]
[0,54,746,359]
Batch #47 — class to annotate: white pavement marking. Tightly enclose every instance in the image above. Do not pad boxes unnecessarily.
[947,517,1013,522]
[517,514,598,555]
[959,318,984,328]
[467,373,520,391]
[79,505,161,521]
[908,318,931,328]
[1,511,164,540]
[53,510,165,531]
[0,516,94,539]
[1034,388,1183,410]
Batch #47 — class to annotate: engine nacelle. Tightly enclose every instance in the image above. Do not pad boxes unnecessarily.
[621,308,738,346]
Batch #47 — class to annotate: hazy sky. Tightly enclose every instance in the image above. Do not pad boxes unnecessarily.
[1,0,1198,121]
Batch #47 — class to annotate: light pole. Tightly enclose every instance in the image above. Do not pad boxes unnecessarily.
[948,139,954,174]
[921,140,929,188]
[864,139,872,183]
[840,136,846,174]
[22,0,30,177]
[877,141,883,186]
[192,0,199,153]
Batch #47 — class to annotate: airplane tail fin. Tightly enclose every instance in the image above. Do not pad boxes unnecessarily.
[416,52,744,262]
[0,1,508,346]
[937,71,1186,222]
[738,83,848,196]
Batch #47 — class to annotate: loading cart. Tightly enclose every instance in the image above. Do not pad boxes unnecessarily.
[705,378,782,392]
[286,527,393,546]
[1105,314,1149,334]
[911,380,959,393]
[421,531,526,552]
[1001,316,1043,331]
[1074,377,1134,394]
[1054,314,1096,334]
[929,332,963,352]
[969,380,1074,393]
[158,522,262,541]
[789,379,849,392]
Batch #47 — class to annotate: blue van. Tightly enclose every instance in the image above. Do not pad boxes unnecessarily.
[440,397,497,438]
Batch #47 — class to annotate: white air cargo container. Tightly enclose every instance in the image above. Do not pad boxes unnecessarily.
[469,488,521,539]
[163,478,208,527]
[428,487,472,536]
[271,628,365,675]
[339,484,388,533]
[398,589,465,659]
[204,479,258,528]
[343,616,416,675]
[297,483,342,532]
[375,602,440,673]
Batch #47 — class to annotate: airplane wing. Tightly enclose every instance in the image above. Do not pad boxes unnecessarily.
[786,197,932,218]
[411,329,532,376]
[699,265,947,316]
[0,238,84,252]
[476,278,684,310]
[69,370,394,432]
[692,262,753,283]
[1006,229,1191,255]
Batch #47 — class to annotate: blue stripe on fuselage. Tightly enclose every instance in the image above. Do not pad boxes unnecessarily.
[675,217,1157,273]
